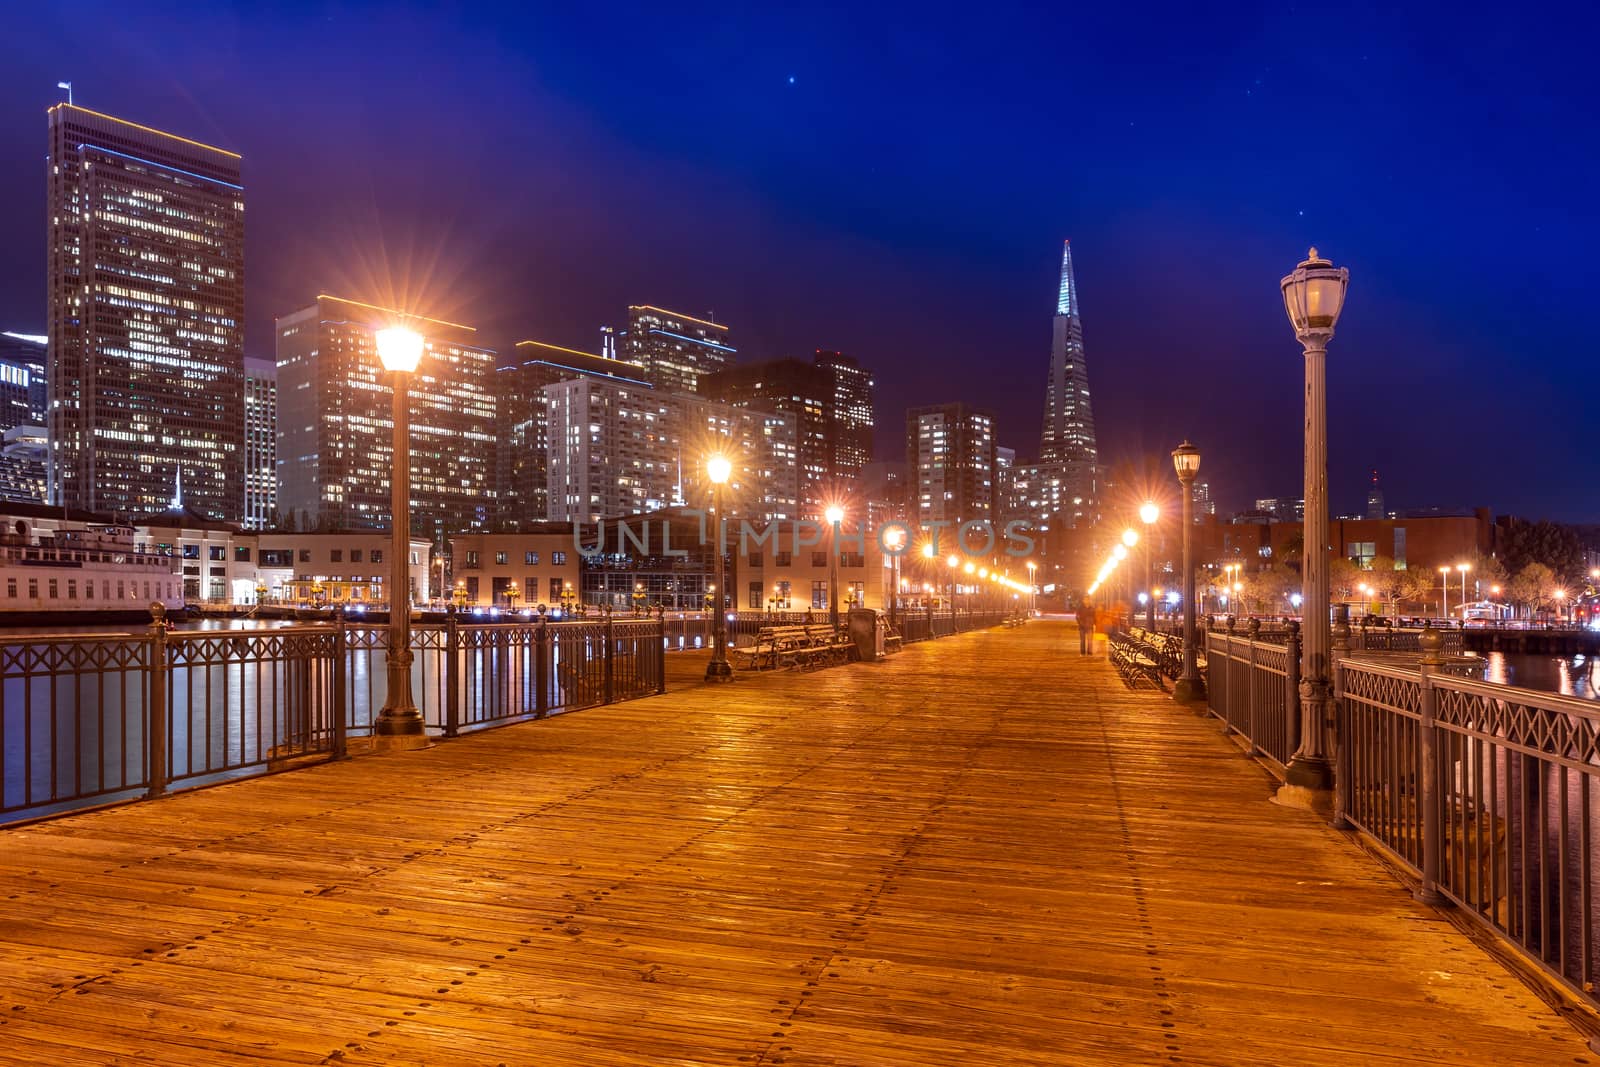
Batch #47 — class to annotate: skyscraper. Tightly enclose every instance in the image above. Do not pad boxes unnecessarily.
[243,358,277,530]
[47,104,245,520]
[906,403,996,525]
[275,296,496,540]
[0,332,48,431]
[543,377,798,524]
[624,306,734,395]
[813,350,874,481]
[702,358,832,516]
[1035,240,1098,520]
[496,339,653,527]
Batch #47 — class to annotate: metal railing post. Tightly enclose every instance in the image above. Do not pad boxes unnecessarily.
[146,603,169,798]
[535,617,550,717]
[1246,618,1261,743]
[332,608,348,760]
[656,608,667,694]
[604,607,616,705]
[1416,625,1444,905]
[1330,604,1353,829]
[1285,621,1302,757]
[444,609,461,738]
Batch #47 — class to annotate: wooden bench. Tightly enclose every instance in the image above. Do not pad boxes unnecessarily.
[733,624,854,671]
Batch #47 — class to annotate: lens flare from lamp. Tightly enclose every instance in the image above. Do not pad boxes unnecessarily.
[375,327,424,373]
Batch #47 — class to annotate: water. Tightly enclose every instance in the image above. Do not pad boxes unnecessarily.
[1480,651,1600,701]
[0,617,660,824]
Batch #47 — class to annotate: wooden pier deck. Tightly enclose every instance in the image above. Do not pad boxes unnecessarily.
[0,621,1592,1065]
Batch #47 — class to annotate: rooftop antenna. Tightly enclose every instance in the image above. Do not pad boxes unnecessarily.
[57,81,73,106]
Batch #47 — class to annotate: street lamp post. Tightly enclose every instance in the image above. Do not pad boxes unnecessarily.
[706,454,733,681]
[825,504,844,630]
[1280,247,1349,793]
[1140,501,1159,629]
[1439,565,1452,620]
[1171,441,1204,703]
[1457,562,1471,615]
[373,325,426,750]
[883,526,905,630]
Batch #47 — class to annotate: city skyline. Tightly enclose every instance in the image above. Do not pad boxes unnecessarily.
[0,6,1593,521]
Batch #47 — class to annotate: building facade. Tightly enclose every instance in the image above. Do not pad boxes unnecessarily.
[275,296,497,541]
[813,349,874,482]
[544,377,799,525]
[702,358,832,516]
[0,332,47,433]
[243,357,276,530]
[448,528,584,608]
[623,305,734,395]
[47,104,245,521]
[495,340,653,528]
[906,403,996,525]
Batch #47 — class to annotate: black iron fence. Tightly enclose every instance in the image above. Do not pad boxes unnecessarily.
[1338,657,1600,1009]
[1204,628,1299,769]
[1200,623,1600,1011]
[0,611,665,826]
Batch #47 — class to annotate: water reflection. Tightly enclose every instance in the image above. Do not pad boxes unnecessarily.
[1483,652,1599,700]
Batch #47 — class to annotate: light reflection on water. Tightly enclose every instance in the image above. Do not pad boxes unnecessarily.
[1481,651,1599,700]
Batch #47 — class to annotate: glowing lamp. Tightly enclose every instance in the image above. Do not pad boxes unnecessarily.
[1140,501,1159,525]
[1121,528,1138,548]
[374,327,424,373]
[1171,440,1201,482]
[824,504,844,525]
[707,455,732,484]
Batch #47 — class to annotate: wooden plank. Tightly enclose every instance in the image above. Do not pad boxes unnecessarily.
[0,622,1591,1065]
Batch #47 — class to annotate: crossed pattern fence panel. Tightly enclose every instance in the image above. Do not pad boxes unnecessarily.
[0,635,152,816]
[163,629,340,786]
[1428,676,1600,997]
[1337,662,1426,872]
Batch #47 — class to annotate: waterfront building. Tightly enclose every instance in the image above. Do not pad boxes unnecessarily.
[243,357,276,530]
[906,403,996,525]
[622,305,734,395]
[0,332,47,432]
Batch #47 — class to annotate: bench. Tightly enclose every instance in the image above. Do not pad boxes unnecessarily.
[884,627,904,654]
[1109,632,1165,690]
[733,624,854,671]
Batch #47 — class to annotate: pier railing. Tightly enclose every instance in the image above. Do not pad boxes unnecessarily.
[1339,653,1600,1010]
[0,610,666,825]
[1203,620,1600,1010]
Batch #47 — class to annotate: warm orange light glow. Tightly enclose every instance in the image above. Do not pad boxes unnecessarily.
[320,294,476,332]
[922,543,936,559]
[947,554,959,568]
[628,305,729,330]
[51,103,241,158]
[375,327,424,373]
[1121,528,1138,547]
[825,504,845,525]
[706,455,732,485]
[1139,501,1159,525]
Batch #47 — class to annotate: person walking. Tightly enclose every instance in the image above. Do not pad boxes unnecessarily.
[1075,597,1095,655]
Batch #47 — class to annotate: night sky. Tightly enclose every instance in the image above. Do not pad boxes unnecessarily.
[1,3,1593,520]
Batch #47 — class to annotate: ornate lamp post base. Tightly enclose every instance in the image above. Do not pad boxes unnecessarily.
[1172,676,1207,705]
[705,658,734,682]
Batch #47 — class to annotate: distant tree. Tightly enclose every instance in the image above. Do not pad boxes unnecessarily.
[1243,564,1296,615]
[1397,568,1438,613]
[1508,562,1558,619]
[1499,520,1585,585]
[1328,557,1363,603]
[1364,556,1401,615]
[1280,531,1305,568]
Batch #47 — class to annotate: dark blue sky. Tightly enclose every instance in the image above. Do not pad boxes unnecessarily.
[2,3,1593,519]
